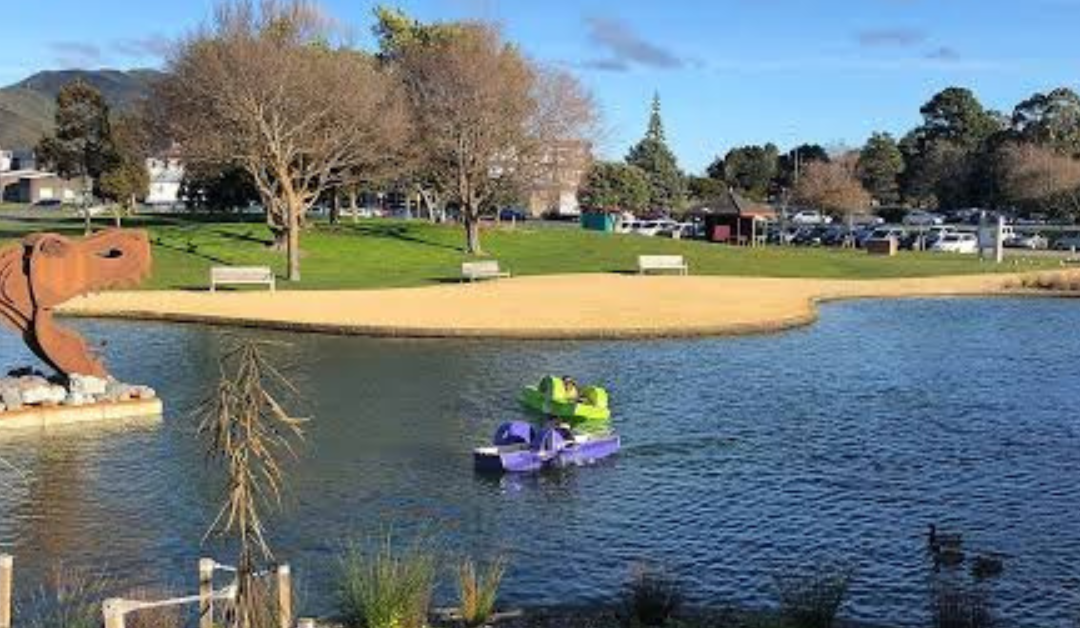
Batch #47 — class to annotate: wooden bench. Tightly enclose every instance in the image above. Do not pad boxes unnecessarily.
[638,255,689,275]
[210,266,276,292]
[461,260,510,282]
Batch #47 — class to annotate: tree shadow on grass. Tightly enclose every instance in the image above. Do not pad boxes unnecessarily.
[151,237,231,266]
[342,222,464,253]
[213,228,275,247]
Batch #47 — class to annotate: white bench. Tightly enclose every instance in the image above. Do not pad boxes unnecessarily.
[638,255,689,275]
[210,266,276,292]
[461,260,510,282]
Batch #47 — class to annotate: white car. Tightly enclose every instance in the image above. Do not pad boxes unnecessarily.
[1005,233,1048,250]
[903,210,944,226]
[635,219,677,237]
[790,210,832,225]
[931,233,978,254]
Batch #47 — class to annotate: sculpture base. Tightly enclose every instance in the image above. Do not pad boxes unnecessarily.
[0,398,163,431]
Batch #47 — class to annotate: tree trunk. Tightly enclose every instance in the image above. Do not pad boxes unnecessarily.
[348,190,359,224]
[113,208,122,228]
[287,200,301,282]
[464,213,483,255]
[330,191,341,225]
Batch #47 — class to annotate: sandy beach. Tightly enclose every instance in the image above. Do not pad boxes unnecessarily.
[57,273,1035,339]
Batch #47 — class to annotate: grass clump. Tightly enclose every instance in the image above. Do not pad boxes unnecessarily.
[774,565,851,628]
[619,565,682,627]
[932,584,995,628]
[337,535,438,628]
[457,555,508,627]
[20,565,112,628]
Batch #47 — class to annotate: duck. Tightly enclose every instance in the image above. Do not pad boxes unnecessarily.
[928,524,964,566]
[970,554,1005,579]
[928,524,963,552]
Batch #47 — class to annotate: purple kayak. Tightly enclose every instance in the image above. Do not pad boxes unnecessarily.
[473,421,620,473]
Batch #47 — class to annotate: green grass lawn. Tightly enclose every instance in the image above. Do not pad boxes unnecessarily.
[0,209,1055,290]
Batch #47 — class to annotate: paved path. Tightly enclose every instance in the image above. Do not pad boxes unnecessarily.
[59,273,1031,339]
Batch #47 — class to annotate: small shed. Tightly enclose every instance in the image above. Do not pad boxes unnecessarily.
[580,211,618,232]
[696,189,776,246]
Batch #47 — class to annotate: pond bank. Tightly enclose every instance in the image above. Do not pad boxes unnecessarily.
[59,273,1043,339]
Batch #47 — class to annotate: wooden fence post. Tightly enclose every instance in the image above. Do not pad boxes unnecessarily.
[276,564,293,628]
[199,558,215,628]
[0,555,12,628]
[102,598,126,628]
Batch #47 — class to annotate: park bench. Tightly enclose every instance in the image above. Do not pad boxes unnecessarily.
[210,266,276,292]
[637,255,689,275]
[461,260,511,282]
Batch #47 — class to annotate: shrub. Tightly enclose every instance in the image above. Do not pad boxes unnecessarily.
[123,587,184,628]
[774,566,851,628]
[337,535,437,628]
[458,555,508,627]
[620,565,682,627]
[20,565,112,628]
[932,584,994,628]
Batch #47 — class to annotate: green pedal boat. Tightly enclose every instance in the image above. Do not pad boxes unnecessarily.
[521,375,611,422]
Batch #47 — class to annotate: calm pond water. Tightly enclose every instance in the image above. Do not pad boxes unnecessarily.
[1,299,1079,626]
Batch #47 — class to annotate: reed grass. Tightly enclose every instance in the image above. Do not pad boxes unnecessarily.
[457,555,508,627]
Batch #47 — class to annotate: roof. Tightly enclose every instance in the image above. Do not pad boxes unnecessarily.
[689,188,776,218]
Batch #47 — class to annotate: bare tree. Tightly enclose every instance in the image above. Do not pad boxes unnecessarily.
[999,142,1080,217]
[793,158,872,222]
[396,23,596,254]
[157,0,410,281]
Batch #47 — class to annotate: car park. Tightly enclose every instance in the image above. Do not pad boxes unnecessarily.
[1053,233,1080,251]
[903,210,944,226]
[790,210,832,225]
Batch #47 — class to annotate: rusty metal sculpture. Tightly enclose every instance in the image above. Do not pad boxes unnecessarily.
[0,230,152,378]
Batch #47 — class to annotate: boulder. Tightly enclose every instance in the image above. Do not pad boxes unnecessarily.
[21,383,67,406]
[130,386,157,400]
[2,386,24,411]
[63,392,88,407]
[69,374,108,396]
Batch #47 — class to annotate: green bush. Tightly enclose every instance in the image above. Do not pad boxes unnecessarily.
[620,565,683,627]
[336,535,437,628]
[457,555,508,627]
[774,566,851,628]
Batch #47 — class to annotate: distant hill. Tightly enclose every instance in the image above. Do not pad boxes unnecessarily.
[0,69,162,151]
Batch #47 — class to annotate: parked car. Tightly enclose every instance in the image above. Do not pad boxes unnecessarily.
[499,207,528,222]
[32,199,63,208]
[867,227,907,243]
[931,233,978,254]
[903,210,944,226]
[1053,232,1080,251]
[1005,233,1048,250]
[903,226,957,250]
[790,210,832,225]
[635,219,677,237]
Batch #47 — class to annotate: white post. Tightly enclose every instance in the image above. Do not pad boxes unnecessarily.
[199,558,215,628]
[103,598,126,628]
[277,564,293,628]
[996,215,1005,264]
[297,619,316,628]
[0,555,12,628]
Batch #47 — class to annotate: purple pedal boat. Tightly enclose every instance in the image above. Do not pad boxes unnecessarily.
[473,421,620,473]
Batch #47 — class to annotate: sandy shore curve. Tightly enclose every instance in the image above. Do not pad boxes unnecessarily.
[55,273,1039,340]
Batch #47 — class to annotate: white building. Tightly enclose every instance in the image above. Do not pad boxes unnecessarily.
[146,157,184,206]
[0,148,12,172]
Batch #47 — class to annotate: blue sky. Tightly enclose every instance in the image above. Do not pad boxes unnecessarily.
[3,0,1079,172]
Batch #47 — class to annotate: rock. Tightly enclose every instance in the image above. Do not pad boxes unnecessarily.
[1,387,24,411]
[21,383,67,406]
[69,374,108,396]
[105,381,132,402]
[131,386,157,400]
[64,392,88,406]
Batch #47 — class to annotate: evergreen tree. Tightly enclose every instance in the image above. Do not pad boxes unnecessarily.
[626,93,685,210]
[856,132,904,205]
